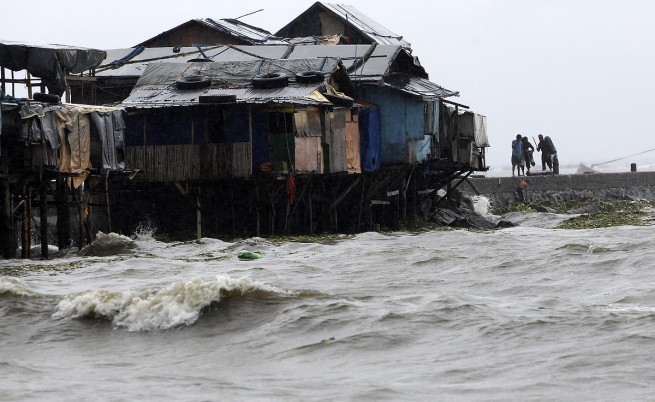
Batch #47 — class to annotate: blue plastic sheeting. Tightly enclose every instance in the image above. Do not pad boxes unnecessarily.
[360,85,429,164]
[359,107,381,172]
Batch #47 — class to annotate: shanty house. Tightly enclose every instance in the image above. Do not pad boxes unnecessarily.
[120,57,361,182]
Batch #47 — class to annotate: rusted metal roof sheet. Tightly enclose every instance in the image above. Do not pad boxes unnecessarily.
[121,58,343,108]
[378,74,459,100]
[136,18,287,47]
[319,2,411,48]
[196,18,288,45]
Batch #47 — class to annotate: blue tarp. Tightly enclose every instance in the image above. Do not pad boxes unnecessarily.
[359,107,381,172]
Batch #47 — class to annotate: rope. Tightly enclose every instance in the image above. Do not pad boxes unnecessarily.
[592,147,655,167]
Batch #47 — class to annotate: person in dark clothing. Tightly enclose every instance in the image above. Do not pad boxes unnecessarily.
[521,136,535,174]
[537,134,559,173]
[513,176,528,202]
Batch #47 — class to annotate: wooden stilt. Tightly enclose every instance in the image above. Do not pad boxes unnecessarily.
[255,181,261,237]
[0,179,14,258]
[21,187,30,259]
[77,185,85,250]
[105,173,112,233]
[308,176,313,235]
[357,175,365,232]
[196,187,202,240]
[230,185,235,236]
[40,182,48,260]
[284,197,290,234]
[400,177,407,227]
[56,176,71,251]
[269,183,275,235]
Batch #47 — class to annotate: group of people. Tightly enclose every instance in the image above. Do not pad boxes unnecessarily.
[511,134,559,176]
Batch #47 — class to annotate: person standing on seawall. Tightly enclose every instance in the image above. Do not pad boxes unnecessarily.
[511,134,524,176]
[537,134,559,174]
[521,136,535,174]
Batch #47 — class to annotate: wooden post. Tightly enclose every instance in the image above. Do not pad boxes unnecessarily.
[230,185,235,236]
[105,173,112,233]
[40,182,48,260]
[400,177,407,227]
[0,179,14,258]
[56,176,71,251]
[255,181,261,237]
[270,184,275,235]
[248,106,253,176]
[308,176,313,235]
[77,185,85,249]
[196,187,202,240]
[21,187,31,259]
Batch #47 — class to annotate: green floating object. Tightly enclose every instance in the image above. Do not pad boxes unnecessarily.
[237,250,263,260]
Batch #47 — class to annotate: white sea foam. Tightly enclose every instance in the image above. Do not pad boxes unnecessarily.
[53,275,282,331]
[132,221,157,241]
[0,277,35,297]
[602,303,655,314]
[78,232,136,256]
[471,195,496,220]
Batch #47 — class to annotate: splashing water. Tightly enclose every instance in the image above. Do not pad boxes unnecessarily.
[52,275,283,331]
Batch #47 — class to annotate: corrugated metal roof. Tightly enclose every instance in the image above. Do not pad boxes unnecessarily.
[97,45,291,76]
[136,18,287,47]
[98,44,406,79]
[197,18,288,45]
[121,58,343,108]
[319,2,411,48]
[122,86,325,108]
[378,75,459,100]
[288,44,402,77]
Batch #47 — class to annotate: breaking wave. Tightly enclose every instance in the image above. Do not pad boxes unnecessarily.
[0,277,36,298]
[78,232,136,257]
[52,275,284,331]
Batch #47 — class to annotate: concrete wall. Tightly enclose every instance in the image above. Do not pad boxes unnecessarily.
[462,172,655,206]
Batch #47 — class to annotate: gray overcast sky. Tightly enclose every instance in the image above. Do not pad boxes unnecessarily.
[3,0,655,173]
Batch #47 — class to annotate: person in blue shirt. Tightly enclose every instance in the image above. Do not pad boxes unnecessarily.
[511,134,524,176]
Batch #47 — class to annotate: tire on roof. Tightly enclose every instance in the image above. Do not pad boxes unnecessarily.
[176,75,212,90]
[295,71,325,84]
[252,73,289,89]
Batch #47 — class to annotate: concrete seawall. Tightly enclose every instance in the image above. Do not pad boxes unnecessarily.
[462,172,655,207]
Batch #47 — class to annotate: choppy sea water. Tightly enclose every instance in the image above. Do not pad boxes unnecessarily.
[3,198,655,401]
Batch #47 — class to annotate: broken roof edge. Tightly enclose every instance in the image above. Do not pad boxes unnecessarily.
[368,74,459,100]
[275,2,411,48]
[134,18,287,48]
[0,40,106,96]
